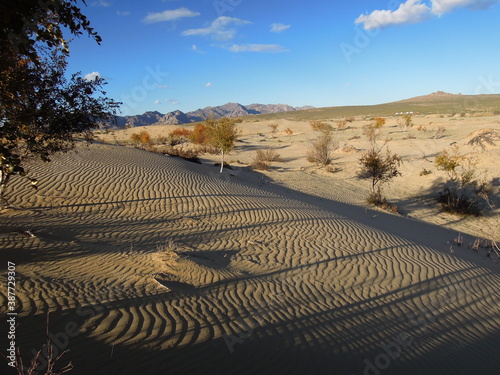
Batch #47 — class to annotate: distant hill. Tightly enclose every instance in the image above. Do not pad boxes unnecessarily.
[112,103,315,128]
[250,93,500,121]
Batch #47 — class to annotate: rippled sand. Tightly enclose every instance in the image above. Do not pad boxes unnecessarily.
[1,142,499,375]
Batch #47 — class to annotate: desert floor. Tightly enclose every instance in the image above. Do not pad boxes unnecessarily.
[0,114,499,374]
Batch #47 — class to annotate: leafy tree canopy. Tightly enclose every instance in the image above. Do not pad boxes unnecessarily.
[0,0,119,209]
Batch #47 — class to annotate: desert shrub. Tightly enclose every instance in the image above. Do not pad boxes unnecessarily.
[345,116,355,123]
[169,127,192,137]
[367,189,399,212]
[176,148,200,161]
[131,130,151,146]
[433,126,446,139]
[251,149,282,171]
[162,146,200,162]
[130,133,140,144]
[189,123,207,145]
[307,132,336,166]
[359,147,402,191]
[435,146,474,184]
[419,168,432,176]
[416,125,427,132]
[436,187,481,216]
[168,135,189,146]
[268,122,279,135]
[434,146,492,215]
[374,117,386,128]
[252,160,269,171]
[284,128,294,135]
[310,120,333,133]
[403,133,416,140]
[363,124,382,144]
[260,149,282,162]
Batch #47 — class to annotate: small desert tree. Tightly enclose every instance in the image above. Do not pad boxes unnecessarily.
[205,118,239,173]
[359,146,402,206]
[398,114,413,132]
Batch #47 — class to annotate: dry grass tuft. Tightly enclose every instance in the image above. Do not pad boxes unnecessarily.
[13,314,73,375]
[157,239,180,262]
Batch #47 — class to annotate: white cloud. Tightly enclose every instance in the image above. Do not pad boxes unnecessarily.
[356,0,497,29]
[204,82,213,87]
[191,44,204,54]
[164,98,179,105]
[270,23,291,33]
[84,71,101,81]
[430,0,497,15]
[116,11,130,16]
[143,8,200,24]
[154,100,160,105]
[182,17,251,41]
[228,44,288,53]
[355,0,431,30]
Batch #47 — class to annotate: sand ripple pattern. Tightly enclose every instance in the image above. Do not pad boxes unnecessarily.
[1,143,499,375]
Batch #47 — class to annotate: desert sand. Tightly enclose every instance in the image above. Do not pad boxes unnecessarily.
[1,113,499,374]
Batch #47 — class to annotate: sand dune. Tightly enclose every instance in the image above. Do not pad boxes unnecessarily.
[1,142,499,375]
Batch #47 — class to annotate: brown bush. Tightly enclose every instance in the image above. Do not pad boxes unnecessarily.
[251,159,270,171]
[189,123,207,145]
[310,120,332,133]
[307,133,336,166]
[258,149,282,162]
[131,129,151,145]
[433,126,446,139]
[169,127,192,137]
[284,128,294,135]
[363,124,381,144]
[251,149,282,171]
[374,117,386,128]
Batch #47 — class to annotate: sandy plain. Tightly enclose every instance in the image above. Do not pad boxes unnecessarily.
[0,113,499,374]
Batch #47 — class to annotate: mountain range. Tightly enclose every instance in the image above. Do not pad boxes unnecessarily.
[114,103,315,128]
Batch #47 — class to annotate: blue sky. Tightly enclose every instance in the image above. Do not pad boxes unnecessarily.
[67,0,500,115]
